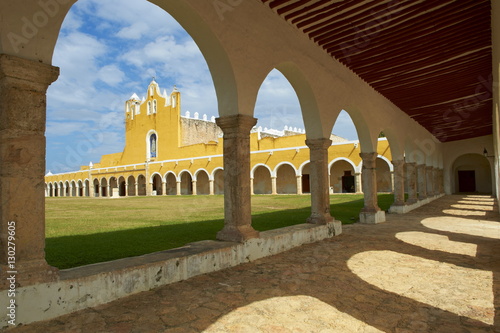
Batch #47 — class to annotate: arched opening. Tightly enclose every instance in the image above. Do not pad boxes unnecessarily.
[84,179,90,197]
[254,69,304,134]
[213,169,224,195]
[376,157,392,193]
[330,159,356,193]
[49,183,54,197]
[276,164,297,194]
[100,178,108,197]
[301,163,311,194]
[180,172,193,195]
[147,131,158,160]
[452,154,492,194]
[152,173,163,195]
[253,165,272,194]
[196,170,210,195]
[127,176,136,196]
[77,180,83,197]
[166,173,177,195]
[118,177,126,197]
[332,110,360,142]
[109,177,118,197]
[137,175,147,196]
[70,181,76,197]
[64,181,70,197]
[93,179,99,197]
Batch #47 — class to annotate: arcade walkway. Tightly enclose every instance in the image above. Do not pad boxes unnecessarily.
[10,195,500,332]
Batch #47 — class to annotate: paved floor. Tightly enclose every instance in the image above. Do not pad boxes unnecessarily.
[8,195,500,332]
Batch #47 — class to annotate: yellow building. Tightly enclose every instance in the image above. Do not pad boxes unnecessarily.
[44,80,393,198]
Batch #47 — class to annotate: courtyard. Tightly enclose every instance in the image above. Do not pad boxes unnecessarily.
[10,195,500,332]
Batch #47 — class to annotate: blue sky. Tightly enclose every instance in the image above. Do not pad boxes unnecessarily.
[46,0,357,174]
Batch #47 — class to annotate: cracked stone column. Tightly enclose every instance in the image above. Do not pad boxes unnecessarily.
[216,115,259,242]
[389,160,405,213]
[359,152,386,223]
[0,54,59,287]
[305,139,340,234]
[406,162,418,204]
[296,175,302,195]
[417,164,427,200]
[426,166,434,196]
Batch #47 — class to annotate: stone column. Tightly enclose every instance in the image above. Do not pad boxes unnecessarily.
[405,162,418,204]
[296,175,302,195]
[271,176,277,195]
[209,180,215,195]
[250,178,254,195]
[83,184,87,197]
[215,115,259,242]
[162,181,167,196]
[0,54,59,287]
[107,185,112,198]
[359,152,386,223]
[417,164,427,200]
[355,172,362,193]
[125,184,129,197]
[426,166,433,196]
[134,182,139,197]
[305,139,336,227]
[176,181,181,195]
[390,160,405,208]
[192,180,197,195]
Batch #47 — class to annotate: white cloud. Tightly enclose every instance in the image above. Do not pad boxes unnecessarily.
[98,65,125,86]
[116,22,150,40]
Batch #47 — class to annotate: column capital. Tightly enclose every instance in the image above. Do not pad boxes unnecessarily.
[216,115,257,136]
[360,152,378,169]
[305,138,332,150]
[0,54,59,87]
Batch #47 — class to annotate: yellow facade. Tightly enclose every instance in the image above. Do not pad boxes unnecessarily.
[44,81,392,197]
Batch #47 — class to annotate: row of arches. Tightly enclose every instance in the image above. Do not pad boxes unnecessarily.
[45,157,394,197]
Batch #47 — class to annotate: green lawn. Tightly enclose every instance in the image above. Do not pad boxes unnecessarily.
[45,194,394,269]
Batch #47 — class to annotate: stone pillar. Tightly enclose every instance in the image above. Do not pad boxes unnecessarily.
[359,152,385,223]
[405,162,418,204]
[125,184,129,197]
[305,139,337,228]
[250,178,254,195]
[146,182,152,196]
[355,172,362,193]
[215,115,259,242]
[61,185,66,197]
[209,180,215,195]
[83,184,87,197]
[162,181,167,196]
[417,164,427,200]
[96,183,101,197]
[107,185,112,198]
[271,176,277,195]
[192,180,197,195]
[176,181,181,195]
[0,54,59,286]
[426,166,433,196]
[296,175,302,195]
[391,160,405,206]
[134,182,139,197]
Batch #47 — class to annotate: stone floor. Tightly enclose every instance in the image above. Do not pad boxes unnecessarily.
[7,195,500,332]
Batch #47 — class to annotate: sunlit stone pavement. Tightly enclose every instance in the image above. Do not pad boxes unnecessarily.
[9,195,500,332]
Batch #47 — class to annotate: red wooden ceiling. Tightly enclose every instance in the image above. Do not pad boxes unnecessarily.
[260,0,493,142]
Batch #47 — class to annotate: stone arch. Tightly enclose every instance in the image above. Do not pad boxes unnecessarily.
[165,172,177,195]
[376,157,393,193]
[109,177,118,197]
[275,162,298,194]
[127,175,136,196]
[100,178,108,197]
[64,181,70,197]
[451,153,492,194]
[253,164,272,194]
[337,108,375,154]
[195,169,210,195]
[179,170,193,195]
[84,179,90,197]
[378,129,403,161]
[77,180,83,197]
[70,180,77,197]
[151,173,163,195]
[329,158,356,193]
[299,161,311,194]
[212,168,224,195]
[137,174,147,196]
[59,181,64,196]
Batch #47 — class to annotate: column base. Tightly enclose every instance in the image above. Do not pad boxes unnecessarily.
[327,220,343,236]
[306,213,334,225]
[389,204,409,214]
[0,260,58,290]
[359,210,386,224]
[217,225,259,243]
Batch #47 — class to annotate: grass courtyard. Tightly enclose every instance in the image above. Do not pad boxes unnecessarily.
[45,194,394,269]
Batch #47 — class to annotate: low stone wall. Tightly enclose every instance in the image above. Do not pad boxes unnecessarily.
[0,221,341,328]
[388,194,445,214]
